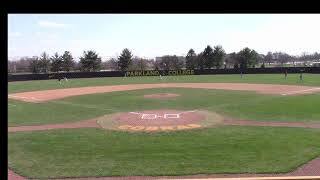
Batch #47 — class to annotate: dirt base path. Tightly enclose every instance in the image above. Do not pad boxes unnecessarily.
[9,119,99,133]
[8,83,320,103]
[8,169,25,180]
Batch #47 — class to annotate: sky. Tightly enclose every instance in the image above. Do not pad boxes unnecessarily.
[8,14,320,61]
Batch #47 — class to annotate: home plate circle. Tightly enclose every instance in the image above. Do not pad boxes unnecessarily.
[96,109,223,132]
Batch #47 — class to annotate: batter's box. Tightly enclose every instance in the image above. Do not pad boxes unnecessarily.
[164,114,180,119]
[142,114,157,119]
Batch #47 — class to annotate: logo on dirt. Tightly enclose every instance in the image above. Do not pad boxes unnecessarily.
[96,110,223,132]
[129,111,197,120]
[129,112,181,120]
[114,110,203,131]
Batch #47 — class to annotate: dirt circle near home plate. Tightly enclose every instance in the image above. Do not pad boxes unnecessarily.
[96,109,224,132]
[143,93,181,99]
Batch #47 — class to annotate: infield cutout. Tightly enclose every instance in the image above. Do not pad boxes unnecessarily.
[96,109,223,132]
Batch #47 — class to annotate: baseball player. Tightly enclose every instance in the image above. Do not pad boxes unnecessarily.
[284,69,288,79]
[57,76,62,84]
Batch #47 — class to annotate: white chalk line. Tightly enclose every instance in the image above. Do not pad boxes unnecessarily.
[179,110,196,114]
[8,95,28,99]
[129,112,142,115]
[129,110,197,116]
[8,104,16,107]
[282,88,320,96]
[8,95,42,101]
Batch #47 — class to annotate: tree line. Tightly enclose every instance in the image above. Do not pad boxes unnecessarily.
[8,46,320,74]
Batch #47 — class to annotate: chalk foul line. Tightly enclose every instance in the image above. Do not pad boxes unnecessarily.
[8,95,41,101]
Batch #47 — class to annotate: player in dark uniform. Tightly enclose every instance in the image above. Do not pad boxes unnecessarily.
[58,76,62,84]
[284,69,287,79]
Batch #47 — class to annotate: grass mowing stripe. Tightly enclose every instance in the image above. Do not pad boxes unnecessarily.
[50,100,119,112]
[203,94,283,112]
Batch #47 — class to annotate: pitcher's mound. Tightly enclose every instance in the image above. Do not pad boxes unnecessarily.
[97,109,223,132]
[144,93,180,99]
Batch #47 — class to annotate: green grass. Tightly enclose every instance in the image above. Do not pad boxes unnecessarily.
[8,88,320,126]
[8,99,105,126]
[8,126,320,179]
[8,74,320,178]
[9,74,320,93]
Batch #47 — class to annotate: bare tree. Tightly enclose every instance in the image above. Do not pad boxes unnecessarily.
[102,58,119,71]
[224,53,237,69]
[264,52,273,65]
[128,56,149,70]
[158,55,184,70]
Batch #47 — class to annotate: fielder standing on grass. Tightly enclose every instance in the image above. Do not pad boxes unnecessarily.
[58,75,68,84]
[58,76,62,84]
[299,69,303,81]
[284,69,288,79]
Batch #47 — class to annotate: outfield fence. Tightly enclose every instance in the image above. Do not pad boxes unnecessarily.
[8,67,320,82]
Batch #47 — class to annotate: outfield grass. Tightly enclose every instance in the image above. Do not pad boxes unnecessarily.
[8,74,320,93]
[8,88,320,126]
[8,126,320,179]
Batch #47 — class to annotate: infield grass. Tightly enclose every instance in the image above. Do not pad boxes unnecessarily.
[8,88,320,126]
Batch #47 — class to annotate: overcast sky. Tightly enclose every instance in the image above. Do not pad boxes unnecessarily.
[8,14,320,60]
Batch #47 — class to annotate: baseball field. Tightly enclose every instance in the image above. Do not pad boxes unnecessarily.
[8,74,320,179]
